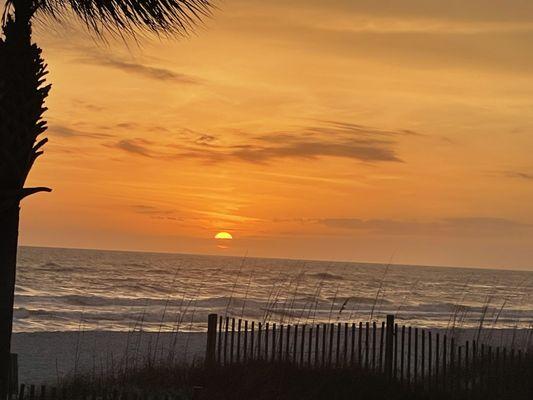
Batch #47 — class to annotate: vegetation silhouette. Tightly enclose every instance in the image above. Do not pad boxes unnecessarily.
[0,0,213,397]
[51,357,533,400]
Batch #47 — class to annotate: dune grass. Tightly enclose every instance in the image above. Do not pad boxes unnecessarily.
[58,355,532,400]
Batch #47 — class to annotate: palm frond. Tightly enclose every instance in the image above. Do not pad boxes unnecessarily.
[30,0,213,37]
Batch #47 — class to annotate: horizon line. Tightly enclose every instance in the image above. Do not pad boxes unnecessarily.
[18,244,533,274]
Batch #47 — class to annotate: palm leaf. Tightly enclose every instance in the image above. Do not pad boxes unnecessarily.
[5,0,213,37]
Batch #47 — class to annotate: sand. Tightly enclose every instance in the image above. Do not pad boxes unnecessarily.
[12,331,207,385]
[12,328,531,385]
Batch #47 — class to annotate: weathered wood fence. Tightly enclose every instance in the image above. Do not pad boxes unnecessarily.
[206,313,532,391]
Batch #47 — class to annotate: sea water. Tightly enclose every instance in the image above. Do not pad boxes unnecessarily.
[14,246,533,332]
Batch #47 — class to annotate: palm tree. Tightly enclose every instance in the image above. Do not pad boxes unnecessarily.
[0,0,212,396]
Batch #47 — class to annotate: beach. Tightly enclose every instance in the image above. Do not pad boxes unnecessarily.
[13,328,532,384]
[12,246,533,384]
[13,331,207,384]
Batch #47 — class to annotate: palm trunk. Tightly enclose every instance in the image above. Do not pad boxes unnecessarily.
[0,205,19,398]
[0,1,49,397]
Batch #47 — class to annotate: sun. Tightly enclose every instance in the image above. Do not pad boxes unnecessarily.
[215,232,233,240]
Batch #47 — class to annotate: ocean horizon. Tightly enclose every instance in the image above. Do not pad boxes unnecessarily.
[19,245,533,273]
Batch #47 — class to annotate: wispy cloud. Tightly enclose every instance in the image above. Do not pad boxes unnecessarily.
[131,205,174,215]
[71,100,106,112]
[229,4,533,75]
[311,120,423,137]
[316,216,532,236]
[240,0,533,33]
[40,34,202,83]
[79,52,201,84]
[502,170,533,181]
[182,138,401,163]
[130,204,184,221]
[112,138,155,157]
[48,124,114,139]
[97,122,171,134]
[108,120,412,164]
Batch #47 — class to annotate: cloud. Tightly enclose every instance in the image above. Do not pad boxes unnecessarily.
[79,52,201,84]
[71,100,105,112]
[444,217,530,230]
[115,123,138,129]
[130,205,185,221]
[195,134,217,145]
[48,124,114,139]
[96,122,170,134]
[131,205,172,215]
[212,139,400,163]
[229,4,533,75]
[317,217,532,236]
[502,170,533,181]
[111,138,154,157]
[243,0,533,30]
[36,34,202,83]
[321,0,533,24]
[106,121,414,164]
[183,121,411,163]
[108,120,411,164]
[311,120,423,138]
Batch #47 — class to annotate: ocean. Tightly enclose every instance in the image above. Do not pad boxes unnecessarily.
[14,246,533,333]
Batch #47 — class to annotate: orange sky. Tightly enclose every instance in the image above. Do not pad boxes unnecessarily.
[18,0,533,270]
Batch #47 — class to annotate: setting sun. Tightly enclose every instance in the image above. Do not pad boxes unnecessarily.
[214,232,233,240]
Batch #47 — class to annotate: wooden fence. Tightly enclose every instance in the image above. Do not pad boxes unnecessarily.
[206,313,533,391]
[6,314,531,399]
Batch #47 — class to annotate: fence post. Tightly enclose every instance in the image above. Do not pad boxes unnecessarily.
[224,317,229,365]
[301,325,306,366]
[237,319,242,363]
[308,325,313,366]
[206,314,218,366]
[8,353,18,397]
[18,384,25,400]
[243,320,248,363]
[385,315,394,380]
[315,324,320,367]
[192,386,203,400]
[279,325,284,361]
[271,324,277,362]
[372,322,377,370]
[217,316,223,363]
[230,318,235,364]
[250,321,255,361]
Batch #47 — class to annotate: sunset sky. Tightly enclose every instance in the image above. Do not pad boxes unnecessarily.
[19,0,533,270]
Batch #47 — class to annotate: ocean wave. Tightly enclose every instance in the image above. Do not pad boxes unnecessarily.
[324,296,393,305]
[32,262,79,273]
[15,293,533,316]
[13,307,31,319]
[14,307,214,326]
[15,293,269,310]
[309,272,344,281]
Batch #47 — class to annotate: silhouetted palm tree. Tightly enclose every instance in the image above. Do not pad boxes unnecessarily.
[0,1,212,396]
